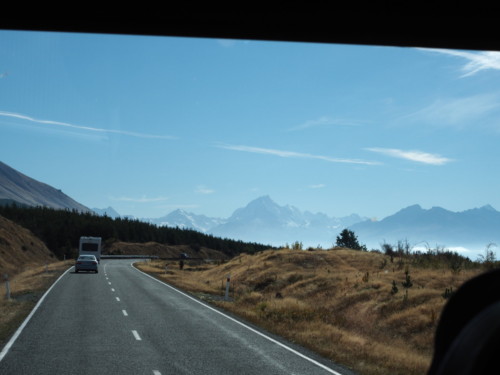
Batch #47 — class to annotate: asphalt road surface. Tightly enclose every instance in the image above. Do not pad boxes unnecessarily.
[0,259,356,375]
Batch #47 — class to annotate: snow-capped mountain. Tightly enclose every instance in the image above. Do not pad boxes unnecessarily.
[148,209,226,233]
[146,196,364,247]
[208,195,366,247]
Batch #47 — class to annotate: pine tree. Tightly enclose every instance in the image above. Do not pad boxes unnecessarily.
[335,229,366,251]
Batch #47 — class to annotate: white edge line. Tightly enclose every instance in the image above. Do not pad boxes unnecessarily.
[131,262,343,375]
[0,266,73,362]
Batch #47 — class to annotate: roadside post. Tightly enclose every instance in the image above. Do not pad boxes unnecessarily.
[224,274,231,301]
[4,273,10,300]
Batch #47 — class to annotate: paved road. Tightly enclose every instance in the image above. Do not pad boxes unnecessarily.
[0,259,355,375]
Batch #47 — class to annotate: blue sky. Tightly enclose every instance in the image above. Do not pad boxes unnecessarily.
[1,29,500,220]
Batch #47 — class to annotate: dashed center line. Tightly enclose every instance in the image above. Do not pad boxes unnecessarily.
[132,330,142,341]
[111,288,115,292]
[116,297,120,302]
[153,371,161,375]
[108,282,112,285]
[122,310,128,316]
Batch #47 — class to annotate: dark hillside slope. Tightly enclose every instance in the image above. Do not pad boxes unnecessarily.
[0,161,90,212]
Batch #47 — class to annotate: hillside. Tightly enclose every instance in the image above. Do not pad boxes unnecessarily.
[137,248,486,375]
[0,215,56,276]
[0,161,90,212]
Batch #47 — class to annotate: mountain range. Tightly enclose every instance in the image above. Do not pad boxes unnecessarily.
[1,161,498,256]
[349,204,500,252]
[146,198,500,253]
[147,195,367,247]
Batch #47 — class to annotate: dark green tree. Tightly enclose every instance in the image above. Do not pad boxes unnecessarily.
[335,229,366,251]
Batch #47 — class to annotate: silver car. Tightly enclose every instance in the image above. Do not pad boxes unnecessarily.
[75,254,99,273]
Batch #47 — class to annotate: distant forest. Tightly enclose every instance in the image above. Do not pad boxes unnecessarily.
[0,204,273,259]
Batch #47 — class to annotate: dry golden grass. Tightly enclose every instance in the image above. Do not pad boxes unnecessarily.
[136,248,484,375]
[0,215,56,277]
[0,260,72,349]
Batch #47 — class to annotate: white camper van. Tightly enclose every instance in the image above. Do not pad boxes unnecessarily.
[79,236,102,263]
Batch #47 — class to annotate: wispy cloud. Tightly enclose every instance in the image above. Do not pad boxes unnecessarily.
[0,111,177,140]
[419,48,500,77]
[366,147,452,165]
[308,184,326,189]
[217,143,379,165]
[195,185,215,194]
[216,39,238,47]
[110,195,169,203]
[400,94,500,128]
[289,116,362,131]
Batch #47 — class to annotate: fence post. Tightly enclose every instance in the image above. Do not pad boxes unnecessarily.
[224,274,231,301]
[4,274,10,300]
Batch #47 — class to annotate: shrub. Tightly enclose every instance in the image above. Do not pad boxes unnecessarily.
[391,280,399,295]
[402,266,413,289]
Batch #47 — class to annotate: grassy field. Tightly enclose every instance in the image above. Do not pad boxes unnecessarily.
[136,248,485,375]
[0,260,72,350]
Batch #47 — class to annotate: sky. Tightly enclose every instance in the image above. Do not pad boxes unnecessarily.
[1,29,500,221]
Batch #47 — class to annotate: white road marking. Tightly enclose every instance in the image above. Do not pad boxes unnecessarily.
[153,371,161,375]
[116,297,120,302]
[132,330,142,341]
[122,310,128,316]
[0,266,73,362]
[133,262,344,375]
[111,288,115,292]
[108,281,112,285]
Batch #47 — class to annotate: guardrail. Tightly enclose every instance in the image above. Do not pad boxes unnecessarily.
[100,255,205,261]
[100,255,160,259]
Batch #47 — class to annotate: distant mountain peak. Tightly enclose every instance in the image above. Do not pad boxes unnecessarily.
[395,204,423,215]
[480,204,497,212]
[148,208,226,233]
[92,206,121,218]
[248,195,276,206]
[404,204,423,211]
